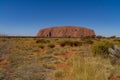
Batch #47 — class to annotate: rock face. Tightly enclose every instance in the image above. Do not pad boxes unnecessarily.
[37,26,95,37]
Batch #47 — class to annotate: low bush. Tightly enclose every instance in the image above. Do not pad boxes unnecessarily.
[84,39,94,44]
[109,36,116,38]
[60,42,66,47]
[0,69,5,80]
[64,40,73,46]
[92,40,113,57]
[60,40,82,47]
[47,44,55,48]
[36,39,50,44]
[38,44,44,49]
[113,39,120,43]
[54,70,66,78]
[73,41,82,46]
[96,35,105,39]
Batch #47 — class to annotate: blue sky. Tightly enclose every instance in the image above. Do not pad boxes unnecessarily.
[0,0,120,36]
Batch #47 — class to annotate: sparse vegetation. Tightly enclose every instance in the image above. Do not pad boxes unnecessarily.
[60,42,66,47]
[84,39,94,44]
[47,43,55,48]
[96,35,105,39]
[0,37,120,80]
[38,44,45,49]
[60,40,82,47]
[36,39,50,44]
[14,64,49,80]
[54,70,66,78]
[92,40,113,57]
[69,53,112,80]
[0,69,5,80]
[109,35,116,38]
[73,41,82,46]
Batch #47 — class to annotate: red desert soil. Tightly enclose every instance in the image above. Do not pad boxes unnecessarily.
[110,77,120,80]
[0,56,12,78]
[0,56,8,69]
[55,51,74,79]
[32,49,46,55]
[109,74,120,80]
[59,51,74,59]
[31,48,74,79]
[55,63,71,72]
[55,45,61,48]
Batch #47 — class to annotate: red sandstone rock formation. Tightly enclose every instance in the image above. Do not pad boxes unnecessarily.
[37,26,95,37]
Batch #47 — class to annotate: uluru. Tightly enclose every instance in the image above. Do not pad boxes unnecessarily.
[37,26,95,37]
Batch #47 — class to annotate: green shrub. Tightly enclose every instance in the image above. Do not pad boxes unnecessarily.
[96,35,105,39]
[60,40,82,47]
[64,40,73,46]
[113,39,120,43]
[60,42,66,47]
[54,70,66,78]
[109,36,116,38]
[73,41,82,46]
[47,44,55,48]
[84,39,94,44]
[38,44,44,49]
[92,40,113,57]
[36,39,49,44]
[0,69,5,80]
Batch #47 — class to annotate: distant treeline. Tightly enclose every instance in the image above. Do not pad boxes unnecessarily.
[0,35,95,38]
[0,35,119,38]
[0,36,40,38]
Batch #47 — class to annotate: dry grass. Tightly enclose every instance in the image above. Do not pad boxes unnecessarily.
[0,37,120,80]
